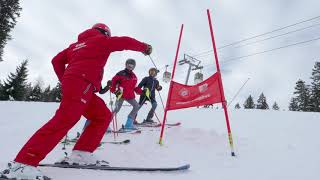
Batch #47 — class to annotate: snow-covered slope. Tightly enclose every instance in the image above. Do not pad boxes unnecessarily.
[0,101,319,180]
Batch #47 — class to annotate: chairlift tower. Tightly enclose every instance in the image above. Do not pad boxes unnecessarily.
[178,54,203,85]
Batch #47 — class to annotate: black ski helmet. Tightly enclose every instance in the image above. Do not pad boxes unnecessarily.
[149,67,158,77]
[125,58,136,70]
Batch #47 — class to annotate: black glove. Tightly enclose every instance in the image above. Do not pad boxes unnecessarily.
[99,80,112,94]
[143,44,152,55]
[157,85,162,91]
[99,87,108,94]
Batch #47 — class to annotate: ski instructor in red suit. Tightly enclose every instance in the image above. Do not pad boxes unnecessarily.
[0,23,152,180]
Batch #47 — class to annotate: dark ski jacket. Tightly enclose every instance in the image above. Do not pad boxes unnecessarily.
[138,76,161,100]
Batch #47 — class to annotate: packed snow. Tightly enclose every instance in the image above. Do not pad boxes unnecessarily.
[0,101,319,180]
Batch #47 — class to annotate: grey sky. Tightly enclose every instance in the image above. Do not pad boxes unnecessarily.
[1,0,319,109]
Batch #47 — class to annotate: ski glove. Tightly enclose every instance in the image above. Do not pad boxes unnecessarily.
[156,85,162,91]
[143,44,152,56]
[99,80,112,94]
[114,89,123,99]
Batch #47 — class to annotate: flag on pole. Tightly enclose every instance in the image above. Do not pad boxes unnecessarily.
[167,72,223,110]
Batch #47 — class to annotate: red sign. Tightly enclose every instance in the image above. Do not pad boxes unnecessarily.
[167,72,223,110]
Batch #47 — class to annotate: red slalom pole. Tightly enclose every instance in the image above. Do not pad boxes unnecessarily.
[115,113,119,136]
[207,9,236,156]
[111,114,116,140]
[159,24,184,145]
[109,92,116,140]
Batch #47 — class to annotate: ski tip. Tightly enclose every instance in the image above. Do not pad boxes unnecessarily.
[179,164,191,170]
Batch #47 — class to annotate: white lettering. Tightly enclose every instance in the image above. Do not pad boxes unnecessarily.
[175,94,211,105]
[73,42,87,51]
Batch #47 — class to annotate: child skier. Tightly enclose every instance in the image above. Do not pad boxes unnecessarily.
[109,58,142,130]
[136,68,162,123]
[0,23,152,180]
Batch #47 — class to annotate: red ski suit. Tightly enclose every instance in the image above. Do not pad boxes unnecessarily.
[110,69,143,100]
[14,28,148,166]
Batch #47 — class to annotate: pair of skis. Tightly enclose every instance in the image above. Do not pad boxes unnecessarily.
[136,122,181,128]
[0,163,190,180]
[61,139,131,146]
[38,163,190,172]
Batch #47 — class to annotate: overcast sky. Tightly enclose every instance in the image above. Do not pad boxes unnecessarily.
[1,0,320,109]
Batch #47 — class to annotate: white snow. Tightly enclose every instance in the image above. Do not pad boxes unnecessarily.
[0,101,320,180]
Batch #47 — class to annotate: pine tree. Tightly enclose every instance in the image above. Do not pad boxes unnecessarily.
[234,103,241,109]
[309,61,320,112]
[243,95,255,109]
[0,81,3,99]
[289,97,299,111]
[272,102,280,110]
[49,82,62,102]
[26,83,42,101]
[256,92,269,110]
[293,79,311,111]
[0,0,22,62]
[41,85,51,102]
[0,60,28,100]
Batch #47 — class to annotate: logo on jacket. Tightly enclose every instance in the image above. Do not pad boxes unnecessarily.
[73,42,87,51]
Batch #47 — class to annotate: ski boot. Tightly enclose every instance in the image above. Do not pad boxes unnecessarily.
[0,161,51,180]
[58,150,109,166]
[123,117,138,130]
[143,118,156,125]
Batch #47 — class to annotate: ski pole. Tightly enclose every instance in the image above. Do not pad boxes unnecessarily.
[111,114,116,140]
[148,55,159,69]
[115,113,119,136]
[157,91,166,111]
[62,133,68,150]
[154,112,162,124]
[109,91,116,140]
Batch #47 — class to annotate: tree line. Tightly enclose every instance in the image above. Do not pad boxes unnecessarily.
[234,92,280,110]
[234,61,320,112]
[0,60,61,102]
[288,61,320,112]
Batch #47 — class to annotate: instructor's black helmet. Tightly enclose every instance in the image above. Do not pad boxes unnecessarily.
[125,58,136,71]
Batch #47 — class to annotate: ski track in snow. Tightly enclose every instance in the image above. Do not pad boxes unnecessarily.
[0,101,320,180]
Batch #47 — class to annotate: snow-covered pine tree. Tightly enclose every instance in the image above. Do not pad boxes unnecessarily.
[256,92,269,110]
[235,103,241,109]
[0,81,4,100]
[293,79,311,111]
[26,82,42,101]
[289,97,299,111]
[272,102,280,110]
[49,82,61,102]
[41,85,51,102]
[0,60,28,100]
[0,0,22,62]
[309,61,320,112]
[243,95,255,109]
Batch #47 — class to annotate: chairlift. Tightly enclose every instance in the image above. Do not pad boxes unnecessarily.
[162,65,172,83]
[194,71,203,84]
